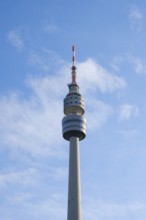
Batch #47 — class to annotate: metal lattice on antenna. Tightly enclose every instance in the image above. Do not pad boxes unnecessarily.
[72,45,75,66]
[71,45,76,84]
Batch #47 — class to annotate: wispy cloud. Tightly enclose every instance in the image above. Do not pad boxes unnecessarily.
[0,79,65,158]
[0,168,38,189]
[133,57,144,74]
[83,198,146,220]
[78,58,126,94]
[129,56,146,74]
[43,23,59,34]
[118,103,139,121]
[1,190,66,220]
[52,167,68,180]
[110,56,124,72]
[111,54,146,75]
[7,30,24,49]
[26,195,66,219]
[129,6,143,32]
[86,99,113,130]
[15,194,66,219]
[29,49,65,72]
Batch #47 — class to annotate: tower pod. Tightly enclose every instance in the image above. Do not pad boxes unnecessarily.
[62,114,86,141]
[64,84,85,116]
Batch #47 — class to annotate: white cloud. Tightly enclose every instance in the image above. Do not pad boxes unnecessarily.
[86,99,113,130]
[130,56,146,74]
[118,103,139,121]
[7,30,24,49]
[77,58,126,94]
[129,6,143,32]
[0,79,65,158]
[134,57,144,74]
[0,56,127,157]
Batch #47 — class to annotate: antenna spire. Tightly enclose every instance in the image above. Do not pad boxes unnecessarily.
[72,45,75,66]
[71,45,77,84]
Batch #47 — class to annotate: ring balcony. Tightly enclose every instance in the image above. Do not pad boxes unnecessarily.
[62,114,86,141]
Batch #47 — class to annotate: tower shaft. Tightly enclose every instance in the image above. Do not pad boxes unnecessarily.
[67,137,82,220]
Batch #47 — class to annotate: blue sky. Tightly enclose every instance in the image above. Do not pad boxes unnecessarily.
[1,0,146,219]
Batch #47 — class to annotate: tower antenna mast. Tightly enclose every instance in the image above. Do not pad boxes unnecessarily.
[71,45,77,84]
[72,45,75,66]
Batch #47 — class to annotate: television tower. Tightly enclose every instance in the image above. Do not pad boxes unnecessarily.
[62,46,87,220]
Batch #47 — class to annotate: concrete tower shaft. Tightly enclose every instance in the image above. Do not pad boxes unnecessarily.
[62,46,86,220]
[67,137,82,220]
